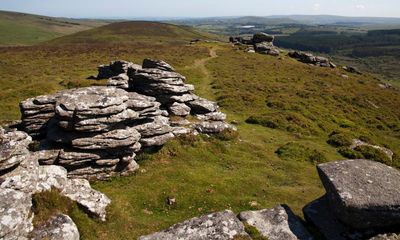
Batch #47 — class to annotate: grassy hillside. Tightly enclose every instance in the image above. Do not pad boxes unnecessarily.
[1,21,399,239]
[0,10,112,45]
[47,21,223,45]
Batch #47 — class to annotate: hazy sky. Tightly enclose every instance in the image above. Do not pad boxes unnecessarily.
[0,0,399,18]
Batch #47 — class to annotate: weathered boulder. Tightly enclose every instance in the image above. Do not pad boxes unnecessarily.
[195,121,236,134]
[254,42,280,56]
[0,128,32,171]
[61,178,111,221]
[317,159,400,229]
[0,188,33,240]
[0,128,111,239]
[253,32,275,43]
[139,210,250,240]
[289,51,336,68]
[30,214,79,240]
[1,153,39,194]
[239,205,314,240]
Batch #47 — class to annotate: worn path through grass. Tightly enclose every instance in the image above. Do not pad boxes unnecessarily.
[183,43,221,100]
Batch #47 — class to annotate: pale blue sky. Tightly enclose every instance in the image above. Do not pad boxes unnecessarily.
[0,0,399,18]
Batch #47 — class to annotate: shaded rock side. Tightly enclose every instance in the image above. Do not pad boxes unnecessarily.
[303,196,379,240]
[139,210,250,240]
[239,205,314,240]
[317,159,400,229]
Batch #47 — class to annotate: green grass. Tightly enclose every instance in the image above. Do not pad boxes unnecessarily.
[0,10,111,46]
[0,21,399,239]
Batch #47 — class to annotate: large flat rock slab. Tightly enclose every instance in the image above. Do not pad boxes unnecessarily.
[139,210,250,240]
[317,159,400,229]
[239,205,314,240]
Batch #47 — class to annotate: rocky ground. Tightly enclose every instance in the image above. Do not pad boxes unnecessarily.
[0,128,110,239]
[138,159,400,240]
[1,54,399,239]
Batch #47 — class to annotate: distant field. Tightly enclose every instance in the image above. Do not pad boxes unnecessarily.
[0,10,112,45]
[1,20,399,239]
[274,28,400,83]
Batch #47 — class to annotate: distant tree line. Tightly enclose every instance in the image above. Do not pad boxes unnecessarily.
[274,29,400,57]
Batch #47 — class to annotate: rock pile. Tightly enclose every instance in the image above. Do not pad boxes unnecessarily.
[288,51,336,68]
[100,58,236,135]
[20,86,172,180]
[140,159,400,240]
[140,206,313,240]
[20,59,235,180]
[304,159,400,239]
[139,210,250,240]
[230,32,281,56]
[0,128,110,240]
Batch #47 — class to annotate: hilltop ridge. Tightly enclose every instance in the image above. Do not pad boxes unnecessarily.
[0,10,112,45]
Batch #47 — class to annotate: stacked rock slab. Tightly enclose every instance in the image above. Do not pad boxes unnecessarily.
[288,51,336,68]
[101,58,236,135]
[0,128,110,240]
[304,159,400,239]
[20,86,171,180]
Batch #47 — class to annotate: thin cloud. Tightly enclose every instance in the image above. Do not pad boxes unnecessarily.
[356,4,365,9]
[313,3,321,11]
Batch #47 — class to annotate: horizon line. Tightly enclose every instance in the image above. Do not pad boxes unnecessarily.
[1,9,400,20]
